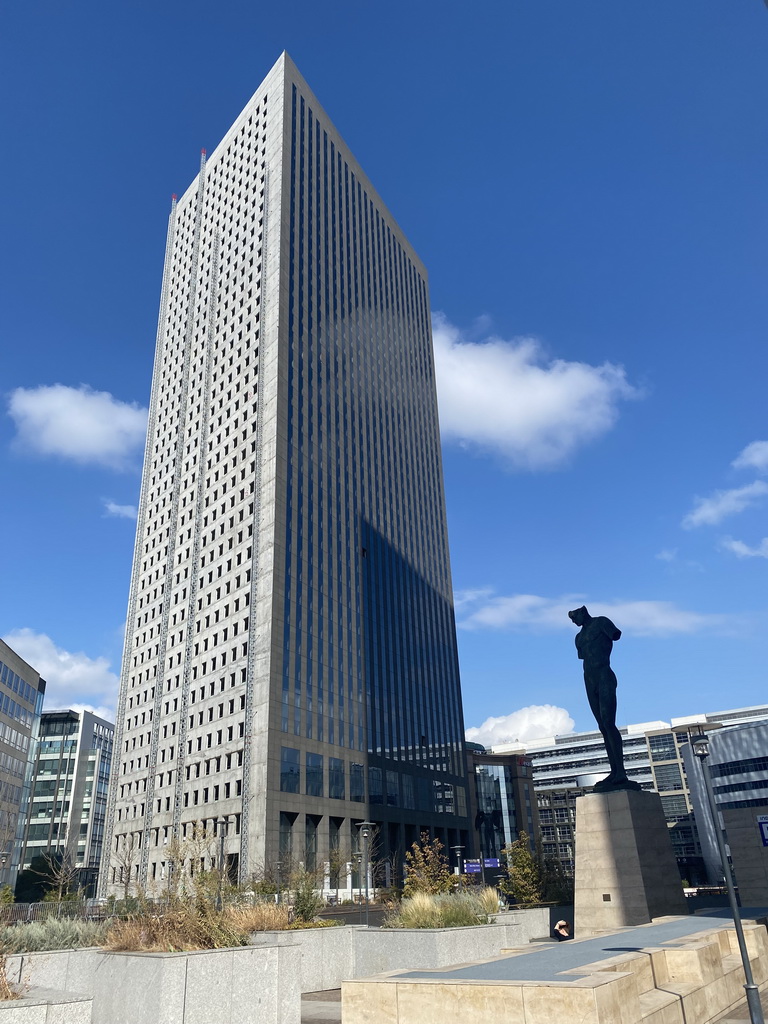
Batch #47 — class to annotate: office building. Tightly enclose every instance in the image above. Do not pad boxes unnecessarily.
[0,639,45,887]
[682,719,768,889]
[20,709,113,895]
[102,53,470,894]
[465,743,538,867]
[494,704,768,882]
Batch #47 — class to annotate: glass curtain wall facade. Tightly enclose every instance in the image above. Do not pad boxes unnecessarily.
[0,639,45,888]
[467,748,538,867]
[101,53,469,896]
[21,710,113,895]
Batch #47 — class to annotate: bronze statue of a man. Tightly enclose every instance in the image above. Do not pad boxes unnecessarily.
[568,606,639,792]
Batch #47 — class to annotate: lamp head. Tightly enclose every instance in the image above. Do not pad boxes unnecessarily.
[691,733,710,760]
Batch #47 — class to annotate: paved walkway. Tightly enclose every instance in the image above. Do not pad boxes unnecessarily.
[399,909,768,984]
[302,988,342,1024]
[714,984,768,1022]
[299,909,768,1021]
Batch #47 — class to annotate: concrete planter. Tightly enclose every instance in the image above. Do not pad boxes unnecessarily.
[3,908,549,1023]
[7,944,301,1024]
[248,908,551,992]
[0,987,91,1024]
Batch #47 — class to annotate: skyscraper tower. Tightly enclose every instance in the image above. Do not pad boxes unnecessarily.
[101,53,469,894]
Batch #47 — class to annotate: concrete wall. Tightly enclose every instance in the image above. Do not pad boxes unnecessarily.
[723,805,768,905]
[0,987,91,1024]
[6,944,301,1024]
[248,909,551,992]
[4,910,549,1021]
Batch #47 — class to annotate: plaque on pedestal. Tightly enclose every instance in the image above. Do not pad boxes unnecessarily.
[574,788,687,936]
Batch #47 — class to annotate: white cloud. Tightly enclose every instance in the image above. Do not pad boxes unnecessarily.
[461,593,574,631]
[103,499,138,520]
[432,313,640,469]
[655,548,678,563]
[654,548,703,573]
[453,587,494,611]
[7,384,147,470]
[682,481,768,529]
[721,537,768,560]
[466,705,575,747]
[457,591,729,636]
[2,629,118,718]
[733,441,768,474]
[69,703,115,724]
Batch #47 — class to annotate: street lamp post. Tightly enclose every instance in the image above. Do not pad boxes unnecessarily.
[352,852,363,922]
[451,845,465,889]
[692,731,764,1024]
[357,822,375,927]
[216,817,230,912]
[475,814,487,885]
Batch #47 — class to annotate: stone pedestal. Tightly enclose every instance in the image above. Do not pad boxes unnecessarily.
[574,788,687,936]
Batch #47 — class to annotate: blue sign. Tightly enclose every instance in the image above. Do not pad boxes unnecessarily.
[758,815,768,847]
[464,860,482,873]
[483,858,500,868]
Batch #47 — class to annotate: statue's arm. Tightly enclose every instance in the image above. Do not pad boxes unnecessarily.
[599,617,621,642]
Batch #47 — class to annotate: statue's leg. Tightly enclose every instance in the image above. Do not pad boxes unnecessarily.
[585,672,603,725]
[597,676,626,779]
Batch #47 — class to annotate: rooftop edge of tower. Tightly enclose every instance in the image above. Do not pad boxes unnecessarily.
[278,51,428,280]
[172,51,428,281]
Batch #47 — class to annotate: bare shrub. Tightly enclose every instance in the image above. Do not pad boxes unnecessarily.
[0,954,17,1001]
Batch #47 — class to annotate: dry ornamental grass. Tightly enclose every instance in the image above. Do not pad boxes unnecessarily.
[385,887,500,930]
[105,907,245,952]
[223,903,290,933]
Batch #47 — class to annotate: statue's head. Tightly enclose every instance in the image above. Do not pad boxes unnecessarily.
[568,606,590,626]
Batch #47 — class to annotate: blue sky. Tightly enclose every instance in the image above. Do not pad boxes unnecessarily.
[1,1,767,741]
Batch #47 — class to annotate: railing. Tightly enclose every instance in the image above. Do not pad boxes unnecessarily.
[0,898,177,925]
[0,889,386,926]
[0,901,97,924]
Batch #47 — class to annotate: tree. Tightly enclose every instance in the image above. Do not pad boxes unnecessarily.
[290,865,323,922]
[499,832,543,906]
[251,855,293,900]
[372,848,400,894]
[327,840,348,902]
[403,833,453,897]
[40,850,82,902]
[112,832,140,900]
[15,852,80,903]
[539,853,574,905]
